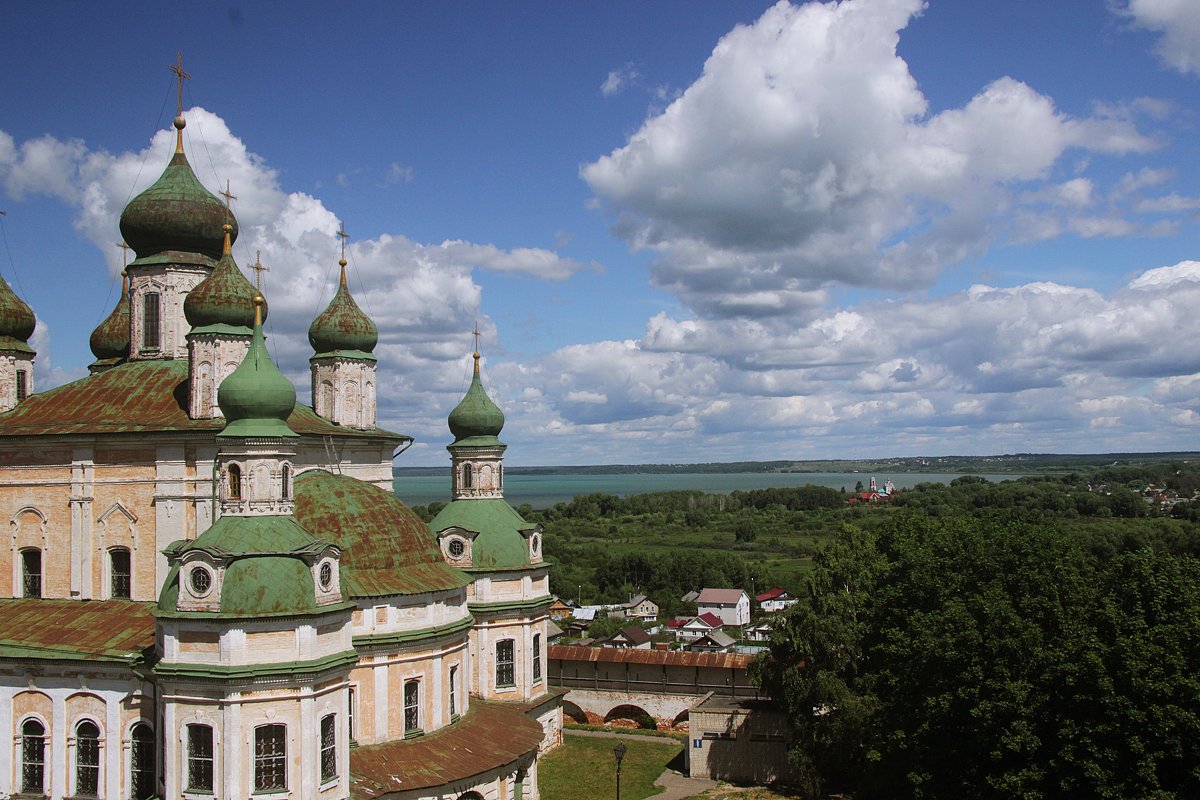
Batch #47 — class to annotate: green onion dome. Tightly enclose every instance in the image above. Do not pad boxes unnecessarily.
[217,295,297,438]
[0,273,36,355]
[89,272,130,360]
[119,119,237,263]
[448,352,505,446]
[308,259,377,355]
[185,225,265,329]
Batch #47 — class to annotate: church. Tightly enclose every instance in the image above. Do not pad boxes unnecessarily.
[0,84,560,799]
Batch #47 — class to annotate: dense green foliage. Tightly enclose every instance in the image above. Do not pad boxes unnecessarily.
[754,513,1200,799]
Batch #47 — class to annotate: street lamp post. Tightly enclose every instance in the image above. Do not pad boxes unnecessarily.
[613,741,627,800]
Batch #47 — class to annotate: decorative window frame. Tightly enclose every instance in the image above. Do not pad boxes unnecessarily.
[17,713,50,796]
[184,720,216,794]
[127,719,156,800]
[437,526,476,568]
[70,715,104,798]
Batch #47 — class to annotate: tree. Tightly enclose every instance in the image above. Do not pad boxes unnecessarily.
[757,513,1200,799]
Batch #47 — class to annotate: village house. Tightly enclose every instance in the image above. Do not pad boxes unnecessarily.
[696,588,751,627]
[755,588,797,613]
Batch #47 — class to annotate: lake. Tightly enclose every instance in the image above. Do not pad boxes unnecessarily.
[392,471,1019,508]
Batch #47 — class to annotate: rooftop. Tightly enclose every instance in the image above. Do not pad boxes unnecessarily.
[0,359,404,441]
[0,599,155,662]
[348,700,543,799]
[549,643,753,670]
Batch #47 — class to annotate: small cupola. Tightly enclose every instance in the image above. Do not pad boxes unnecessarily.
[308,257,377,357]
[448,351,505,447]
[119,116,237,265]
[309,229,379,429]
[184,224,264,330]
[0,272,36,412]
[217,294,297,439]
[89,271,130,372]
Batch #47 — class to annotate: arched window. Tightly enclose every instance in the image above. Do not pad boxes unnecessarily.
[131,723,156,800]
[496,639,515,687]
[142,293,161,349]
[21,719,46,794]
[254,724,287,792]
[110,547,131,598]
[449,665,459,718]
[404,680,421,734]
[533,633,542,683]
[498,463,503,489]
[75,719,101,797]
[281,464,291,500]
[16,368,27,403]
[227,464,242,501]
[319,714,337,782]
[463,463,473,489]
[186,724,213,792]
[21,548,41,598]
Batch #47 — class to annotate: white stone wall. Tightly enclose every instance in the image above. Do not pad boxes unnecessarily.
[310,357,377,430]
[128,266,208,360]
[186,333,251,419]
[0,665,155,800]
[0,351,33,413]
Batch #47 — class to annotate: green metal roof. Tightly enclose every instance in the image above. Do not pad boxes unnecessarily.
[447,354,505,447]
[184,229,262,330]
[119,148,237,264]
[89,273,130,362]
[309,264,378,356]
[217,305,299,439]
[0,273,35,350]
[294,470,470,597]
[158,515,333,618]
[428,498,538,570]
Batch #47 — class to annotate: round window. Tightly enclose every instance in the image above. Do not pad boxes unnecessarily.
[319,561,334,590]
[189,566,212,596]
[448,539,465,558]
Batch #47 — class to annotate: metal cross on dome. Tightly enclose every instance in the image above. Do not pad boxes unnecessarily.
[336,221,350,260]
[116,241,130,268]
[249,251,269,290]
[219,180,237,209]
[169,52,190,118]
[472,322,481,355]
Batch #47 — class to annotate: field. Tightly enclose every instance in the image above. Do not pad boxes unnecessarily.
[538,735,682,800]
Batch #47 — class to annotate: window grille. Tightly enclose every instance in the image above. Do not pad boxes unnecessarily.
[16,368,27,402]
[254,724,287,791]
[496,639,515,687]
[111,548,131,598]
[348,687,356,744]
[21,549,41,598]
[449,665,458,717]
[281,464,291,499]
[21,719,46,794]
[533,633,542,682]
[404,680,420,733]
[320,714,337,782]
[131,723,156,800]
[187,724,214,791]
[142,293,160,349]
[228,464,242,500]
[75,720,101,797]
[463,463,473,488]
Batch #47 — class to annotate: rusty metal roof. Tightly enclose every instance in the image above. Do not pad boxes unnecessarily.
[0,599,155,662]
[294,470,470,598]
[0,359,403,440]
[349,700,543,799]
[549,643,753,670]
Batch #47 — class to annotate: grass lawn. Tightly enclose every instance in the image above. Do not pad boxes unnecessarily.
[539,735,683,800]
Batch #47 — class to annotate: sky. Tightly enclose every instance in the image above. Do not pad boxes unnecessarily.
[1,0,1199,466]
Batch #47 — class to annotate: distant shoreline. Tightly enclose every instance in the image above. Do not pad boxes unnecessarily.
[393,451,1200,477]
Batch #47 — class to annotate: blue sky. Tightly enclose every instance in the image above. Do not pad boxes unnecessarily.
[1,0,1199,465]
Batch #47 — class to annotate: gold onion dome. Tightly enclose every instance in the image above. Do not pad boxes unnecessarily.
[118,119,237,264]
[307,259,377,355]
[0,274,36,354]
[447,352,505,445]
[89,272,130,360]
[217,295,297,438]
[185,225,265,329]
